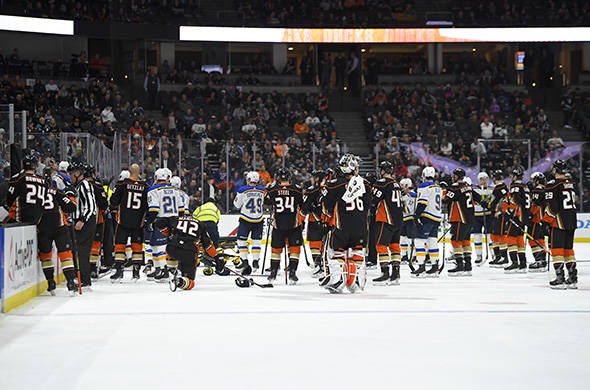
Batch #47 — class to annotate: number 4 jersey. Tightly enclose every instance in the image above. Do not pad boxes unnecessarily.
[110,178,149,228]
[234,185,265,223]
[265,182,303,230]
[5,172,48,224]
[543,178,577,230]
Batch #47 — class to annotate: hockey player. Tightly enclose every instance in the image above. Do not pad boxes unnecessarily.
[412,166,443,277]
[528,172,548,272]
[109,164,148,282]
[233,171,266,275]
[171,176,190,215]
[5,154,48,224]
[443,168,481,276]
[488,170,510,268]
[38,180,78,295]
[472,172,493,265]
[399,177,416,264]
[89,167,109,279]
[264,168,304,284]
[145,168,182,282]
[302,170,327,278]
[52,161,72,191]
[502,168,531,273]
[365,171,379,268]
[544,160,578,289]
[370,161,403,285]
[320,154,371,292]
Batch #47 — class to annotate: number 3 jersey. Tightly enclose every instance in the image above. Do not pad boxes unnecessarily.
[5,172,48,224]
[110,178,148,228]
[543,178,577,230]
[234,185,265,223]
[265,182,303,230]
[148,183,184,218]
[371,178,403,227]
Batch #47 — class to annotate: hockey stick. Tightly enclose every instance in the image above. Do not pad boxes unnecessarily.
[302,239,312,268]
[408,219,417,272]
[507,217,551,256]
[284,244,289,285]
[439,213,447,273]
[260,217,272,276]
[482,213,490,266]
[69,224,83,295]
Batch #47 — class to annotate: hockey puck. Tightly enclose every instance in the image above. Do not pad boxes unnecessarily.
[235,278,251,288]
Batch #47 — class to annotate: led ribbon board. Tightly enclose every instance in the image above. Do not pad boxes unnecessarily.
[0,15,74,35]
[180,26,590,43]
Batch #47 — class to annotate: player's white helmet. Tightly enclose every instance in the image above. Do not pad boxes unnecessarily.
[400,178,412,189]
[58,161,69,172]
[246,171,260,184]
[338,153,359,174]
[422,166,436,179]
[464,177,472,185]
[154,168,167,181]
[477,172,489,182]
[163,168,172,180]
[170,176,181,188]
[119,170,130,181]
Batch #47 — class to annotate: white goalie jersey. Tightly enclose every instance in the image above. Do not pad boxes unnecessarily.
[148,184,183,218]
[234,185,266,223]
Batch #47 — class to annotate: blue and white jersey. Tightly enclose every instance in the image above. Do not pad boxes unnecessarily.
[402,191,417,221]
[148,183,183,218]
[473,185,493,216]
[234,185,265,223]
[177,189,190,215]
[416,181,443,222]
[52,171,71,191]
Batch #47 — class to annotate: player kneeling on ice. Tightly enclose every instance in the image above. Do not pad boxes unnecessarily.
[156,215,224,291]
[411,167,443,278]
[320,154,371,293]
[233,171,265,275]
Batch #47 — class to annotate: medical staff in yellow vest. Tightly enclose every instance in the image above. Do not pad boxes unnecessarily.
[193,198,221,247]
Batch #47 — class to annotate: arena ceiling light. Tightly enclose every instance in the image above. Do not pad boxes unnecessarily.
[179,26,590,43]
[0,15,73,35]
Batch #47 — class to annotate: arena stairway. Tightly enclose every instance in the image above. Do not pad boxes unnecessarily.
[331,111,371,156]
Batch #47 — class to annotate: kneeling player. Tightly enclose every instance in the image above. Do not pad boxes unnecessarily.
[157,215,224,291]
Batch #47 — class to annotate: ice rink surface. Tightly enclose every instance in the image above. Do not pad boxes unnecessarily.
[1,244,590,390]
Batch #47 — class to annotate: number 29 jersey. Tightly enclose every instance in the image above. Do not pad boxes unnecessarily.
[148,184,183,218]
[265,183,303,230]
[543,178,577,230]
[234,185,265,223]
[110,178,148,228]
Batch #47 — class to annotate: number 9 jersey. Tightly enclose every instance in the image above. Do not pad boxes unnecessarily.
[233,185,265,223]
[148,184,183,218]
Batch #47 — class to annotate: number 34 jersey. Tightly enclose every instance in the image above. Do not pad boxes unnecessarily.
[110,178,148,228]
[265,183,303,230]
[543,178,577,230]
[148,184,183,218]
[234,185,265,223]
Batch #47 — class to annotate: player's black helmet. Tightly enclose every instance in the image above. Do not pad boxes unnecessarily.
[379,161,394,175]
[22,154,38,171]
[276,168,291,182]
[325,168,335,180]
[492,169,503,181]
[552,159,568,174]
[365,171,378,185]
[312,169,326,180]
[83,164,95,177]
[530,172,545,186]
[511,167,524,180]
[452,168,466,181]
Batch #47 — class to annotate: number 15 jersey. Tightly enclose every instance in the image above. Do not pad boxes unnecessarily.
[110,178,148,228]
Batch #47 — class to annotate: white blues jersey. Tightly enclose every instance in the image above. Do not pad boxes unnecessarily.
[234,185,265,223]
[402,191,417,221]
[177,189,189,215]
[416,181,443,222]
[473,185,493,216]
[147,183,183,218]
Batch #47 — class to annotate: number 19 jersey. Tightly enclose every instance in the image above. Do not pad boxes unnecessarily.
[234,185,265,223]
[148,184,182,218]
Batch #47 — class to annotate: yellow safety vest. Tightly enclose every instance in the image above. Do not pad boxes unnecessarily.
[192,202,220,224]
[103,185,113,200]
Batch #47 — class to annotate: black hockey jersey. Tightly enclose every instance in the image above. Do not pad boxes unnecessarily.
[444,182,481,224]
[302,185,323,223]
[371,178,403,227]
[530,185,546,224]
[38,187,77,230]
[110,178,148,228]
[156,215,217,257]
[322,176,371,231]
[265,183,304,230]
[5,172,49,224]
[507,181,531,223]
[489,182,509,214]
[543,178,577,230]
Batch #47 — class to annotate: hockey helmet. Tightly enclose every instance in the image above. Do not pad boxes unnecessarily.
[276,168,291,182]
[452,168,466,181]
[530,172,545,186]
[379,161,394,175]
[338,154,359,174]
[552,159,568,174]
[400,177,413,189]
[422,166,436,179]
[83,163,95,177]
[311,169,326,180]
[464,177,472,186]
[365,171,378,185]
[22,154,38,171]
[511,167,524,180]
[154,168,167,181]
[163,168,172,180]
[477,172,489,182]
[492,170,503,181]
[58,161,70,172]
[246,171,260,184]
[170,176,182,188]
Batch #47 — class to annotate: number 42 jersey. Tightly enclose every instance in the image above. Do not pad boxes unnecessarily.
[234,185,265,223]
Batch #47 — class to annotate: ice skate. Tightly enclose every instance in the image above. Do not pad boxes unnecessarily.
[252,260,260,271]
[410,263,426,278]
[267,267,279,283]
[110,265,124,283]
[147,267,161,281]
[98,264,112,278]
[550,267,567,290]
[528,260,547,272]
[46,279,56,296]
[389,264,400,285]
[67,279,77,296]
[463,258,472,276]
[566,264,578,289]
[474,255,483,266]
[132,264,140,281]
[90,264,98,279]
[155,267,170,283]
[241,262,252,276]
[288,268,298,285]
[448,258,464,277]
[504,258,519,274]
[373,265,390,286]
[425,262,440,278]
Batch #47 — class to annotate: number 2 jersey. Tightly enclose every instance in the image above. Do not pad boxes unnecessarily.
[5,172,49,224]
[265,182,303,230]
[234,185,265,223]
[371,177,403,227]
[148,183,184,218]
[444,182,481,224]
[110,178,148,228]
[322,175,372,232]
[543,178,577,230]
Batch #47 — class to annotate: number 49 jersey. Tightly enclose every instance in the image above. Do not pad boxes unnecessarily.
[543,178,577,230]
[265,183,303,230]
[234,185,265,223]
[148,184,183,218]
[371,178,403,227]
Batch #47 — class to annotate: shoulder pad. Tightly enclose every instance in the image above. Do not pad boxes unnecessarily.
[547,179,556,185]
[376,178,386,183]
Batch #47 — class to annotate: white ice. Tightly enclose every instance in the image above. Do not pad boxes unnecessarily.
[1,243,590,390]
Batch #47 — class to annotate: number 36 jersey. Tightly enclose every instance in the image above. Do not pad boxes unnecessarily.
[265,183,303,230]
[148,184,183,218]
[110,178,148,228]
[234,185,265,223]
[322,176,372,232]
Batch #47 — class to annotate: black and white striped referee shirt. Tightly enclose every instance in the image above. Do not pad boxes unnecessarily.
[74,178,97,223]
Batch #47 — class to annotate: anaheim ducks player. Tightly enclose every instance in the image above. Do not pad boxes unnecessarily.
[503,168,531,274]
[302,170,327,278]
[5,154,48,224]
[321,154,372,293]
[528,172,548,272]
